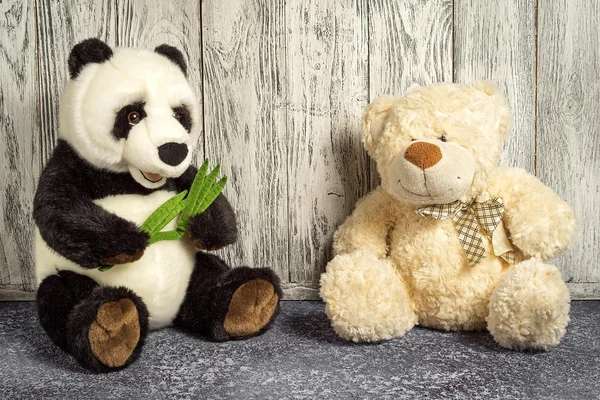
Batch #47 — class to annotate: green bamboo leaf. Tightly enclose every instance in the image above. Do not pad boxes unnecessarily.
[196,165,221,202]
[179,171,207,223]
[192,176,227,215]
[148,230,185,245]
[186,159,209,205]
[140,190,188,236]
[98,266,113,272]
[179,164,220,224]
[176,175,227,235]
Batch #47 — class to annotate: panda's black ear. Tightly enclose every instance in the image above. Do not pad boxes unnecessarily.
[68,38,113,79]
[154,44,187,76]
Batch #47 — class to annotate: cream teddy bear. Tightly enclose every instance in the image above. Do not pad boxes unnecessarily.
[320,81,577,350]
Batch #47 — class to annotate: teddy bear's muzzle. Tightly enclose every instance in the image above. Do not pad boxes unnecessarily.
[387,139,476,206]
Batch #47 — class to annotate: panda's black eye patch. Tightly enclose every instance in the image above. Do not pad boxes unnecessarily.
[172,105,192,133]
[113,102,146,140]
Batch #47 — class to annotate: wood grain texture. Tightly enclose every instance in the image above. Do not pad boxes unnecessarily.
[0,1,40,291]
[367,0,453,187]
[286,1,370,286]
[0,289,36,301]
[537,0,600,285]
[116,0,203,159]
[368,0,453,96]
[281,283,320,301]
[36,0,116,163]
[2,0,600,300]
[567,283,600,300]
[202,1,289,280]
[1,283,596,302]
[453,0,537,172]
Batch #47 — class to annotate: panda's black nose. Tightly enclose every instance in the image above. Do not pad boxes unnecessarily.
[158,142,189,166]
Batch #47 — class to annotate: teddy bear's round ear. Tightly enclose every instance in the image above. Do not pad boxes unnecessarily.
[362,96,397,155]
[405,83,421,93]
[471,79,501,96]
[471,80,513,139]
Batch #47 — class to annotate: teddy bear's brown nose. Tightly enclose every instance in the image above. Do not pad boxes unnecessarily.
[404,142,442,170]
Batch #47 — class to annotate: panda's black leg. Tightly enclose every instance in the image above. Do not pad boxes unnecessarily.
[37,271,98,352]
[37,271,149,372]
[174,252,282,341]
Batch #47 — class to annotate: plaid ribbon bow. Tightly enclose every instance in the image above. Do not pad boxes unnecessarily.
[416,195,515,266]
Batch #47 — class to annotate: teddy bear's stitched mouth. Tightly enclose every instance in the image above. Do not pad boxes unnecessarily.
[397,178,431,198]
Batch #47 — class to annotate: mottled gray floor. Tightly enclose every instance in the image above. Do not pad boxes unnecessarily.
[0,301,598,399]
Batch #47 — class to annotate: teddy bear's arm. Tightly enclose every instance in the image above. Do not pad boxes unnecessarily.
[173,166,238,250]
[333,187,395,258]
[487,166,577,260]
[33,171,149,268]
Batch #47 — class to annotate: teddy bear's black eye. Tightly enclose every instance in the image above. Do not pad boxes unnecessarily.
[411,138,417,142]
[438,135,447,142]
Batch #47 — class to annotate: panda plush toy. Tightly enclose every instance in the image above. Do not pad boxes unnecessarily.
[33,38,282,372]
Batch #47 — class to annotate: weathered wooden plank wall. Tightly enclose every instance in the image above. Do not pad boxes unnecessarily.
[537,0,600,297]
[0,1,39,295]
[285,0,370,291]
[202,0,291,293]
[0,0,598,300]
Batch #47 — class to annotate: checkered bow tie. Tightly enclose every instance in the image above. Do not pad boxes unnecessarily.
[416,195,516,266]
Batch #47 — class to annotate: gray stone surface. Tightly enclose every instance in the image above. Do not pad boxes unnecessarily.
[0,301,598,399]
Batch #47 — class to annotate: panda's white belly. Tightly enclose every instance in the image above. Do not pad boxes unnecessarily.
[35,190,197,330]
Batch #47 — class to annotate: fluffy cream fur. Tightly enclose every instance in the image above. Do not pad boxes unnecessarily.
[487,258,571,350]
[320,81,577,350]
[320,250,417,342]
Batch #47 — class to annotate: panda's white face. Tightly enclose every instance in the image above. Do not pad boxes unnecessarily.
[58,47,200,189]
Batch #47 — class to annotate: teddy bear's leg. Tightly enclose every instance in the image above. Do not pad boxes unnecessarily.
[37,270,149,372]
[174,252,282,341]
[487,258,570,350]
[320,250,417,342]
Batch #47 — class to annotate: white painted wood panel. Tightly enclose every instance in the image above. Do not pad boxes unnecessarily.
[369,0,453,97]
[537,0,600,296]
[0,0,40,292]
[286,0,370,291]
[1,0,599,300]
[201,0,290,281]
[454,0,537,173]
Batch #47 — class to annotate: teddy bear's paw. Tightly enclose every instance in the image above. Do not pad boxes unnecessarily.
[320,250,417,343]
[487,259,571,351]
[224,279,279,338]
[88,298,141,368]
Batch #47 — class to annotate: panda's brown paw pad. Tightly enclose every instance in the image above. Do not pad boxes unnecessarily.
[88,298,140,368]
[101,250,144,266]
[224,279,279,337]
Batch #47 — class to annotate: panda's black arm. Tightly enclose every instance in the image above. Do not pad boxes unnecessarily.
[33,161,149,269]
[173,166,239,250]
